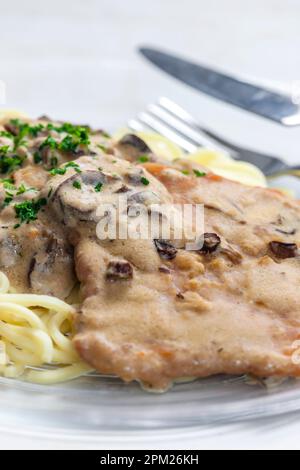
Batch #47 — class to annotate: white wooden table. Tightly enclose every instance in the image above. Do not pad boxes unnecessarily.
[0,0,300,449]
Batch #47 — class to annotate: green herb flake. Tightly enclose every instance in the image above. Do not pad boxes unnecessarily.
[64,161,82,173]
[141,176,150,186]
[72,180,82,190]
[0,131,13,138]
[14,198,47,224]
[0,148,24,174]
[181,170,190,175]
[16,184,27,195]
[138,155,149,163]
[59,135,78,153]
[94,182,103,192]
[193,169,207,177]
[3,191,14,207]
[3,181,16,191]
[39,136,58,151]
[33,151,42,164]
[49,167,67,176]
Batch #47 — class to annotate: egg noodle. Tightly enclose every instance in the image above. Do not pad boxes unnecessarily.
[0,109,270,385]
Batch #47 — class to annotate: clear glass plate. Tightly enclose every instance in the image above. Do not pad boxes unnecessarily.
[1,373,300,439]
[1,175,300,443]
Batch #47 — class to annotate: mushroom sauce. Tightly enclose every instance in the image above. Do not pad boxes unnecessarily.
[1,116,300,390]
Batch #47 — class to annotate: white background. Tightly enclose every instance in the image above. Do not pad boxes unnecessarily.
[1,0,300,449]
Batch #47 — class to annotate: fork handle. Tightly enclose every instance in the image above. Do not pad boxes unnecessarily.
[268,165,300,178]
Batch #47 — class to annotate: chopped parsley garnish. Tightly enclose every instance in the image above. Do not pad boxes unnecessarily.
[59,135,78,153]
[0,178,14,185]
[16,184,27,195]
[193,169,207,177]
[0,145,10,154]
[141,176,150,186]
[2,183,37,207]
[3,191,14,207]
[138,155,149,163]
[64,161,81,173]
[0,145,24,174]
[49,161,81,176]
[14,198,47,224]
[49,167,66,176]
[10,120,44,148]
[39,136,57,151]
[33,151,42,164]
[72,180,81,190]
[46,122,90,148]
[3,181,15,191]
[0,131,13,138]
[181,170,190,175]
[94,182,103,192]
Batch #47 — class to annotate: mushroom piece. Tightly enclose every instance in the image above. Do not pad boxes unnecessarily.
[154,239,177,260]
[119,134,151,153]
[269,241,298,259]
[28,235,76,298]
[105,260,133,281]
[0,235,21,268]
[128,190,161,206]
[199,233,221,254]
[116,134,153,162]
[51,170,108,225]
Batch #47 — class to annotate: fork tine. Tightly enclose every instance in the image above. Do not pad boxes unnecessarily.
[148,103,221,151]
[127,98,290,177]
[158,97,239,156]
[136,111,198,153]
[127,118,149,133]
[159,97,200,128]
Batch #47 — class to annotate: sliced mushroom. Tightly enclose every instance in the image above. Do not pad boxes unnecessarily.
[128,190,160,206]
[106,260,133,281]
[114,184,130,194]
[115,134,153,162]
[275,228,297,236]
[269,241,298,259]
[199,233,221,254]
[0,235,21,268]
[159,265,171,274]
[28,235,75,298]
[4,122,19,136]
[126,168,145,185]
[51,170,108,225]
[154,239,177,260]
[119,134,151,153]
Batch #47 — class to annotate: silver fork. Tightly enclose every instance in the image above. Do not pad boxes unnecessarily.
[128,97,300,178]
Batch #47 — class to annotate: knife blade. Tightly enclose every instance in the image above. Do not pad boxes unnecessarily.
[139,47,300,126]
